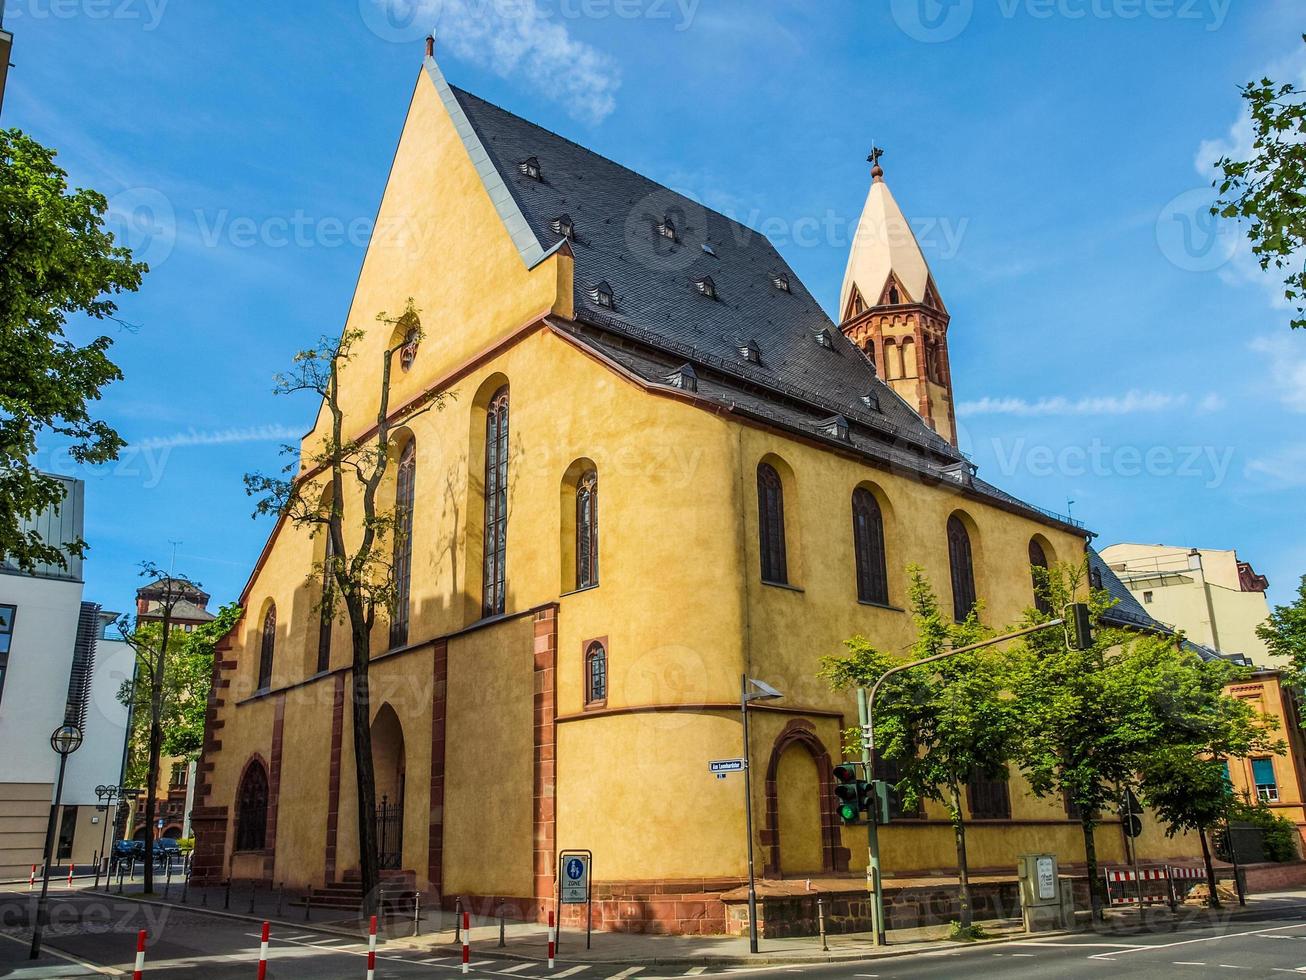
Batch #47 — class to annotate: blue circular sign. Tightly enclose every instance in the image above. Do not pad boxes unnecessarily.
[566,857,585,880]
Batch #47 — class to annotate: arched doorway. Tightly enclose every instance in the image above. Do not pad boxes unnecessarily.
[762,720,846,877]
[371,703,406,869]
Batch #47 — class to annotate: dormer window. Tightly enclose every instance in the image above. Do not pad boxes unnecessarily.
[694,276,717,300]
[888,283,901,304]
[589,281,615,310]
[861,391,882,413]
[666,363,699,393]
[657,217,678,242]
[814,328,835,349]
[551,214,575,240]
[821,415,851,442]
[739,339,761,364]
[771,273,790,292]
[519,156,542,180]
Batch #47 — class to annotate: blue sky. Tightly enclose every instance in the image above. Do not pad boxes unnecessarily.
[6,0,1305,622]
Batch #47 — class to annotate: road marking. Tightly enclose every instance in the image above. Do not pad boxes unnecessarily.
[607,970,644,980]
[1009,953,1035,957]
[497,965,533,974]
[555,967,591,978]
[1174,963,1207,967]
[1027,942,1140,949]
[1089,921,1306,959]
[684,970,707,977]
[1219,966,1248,970]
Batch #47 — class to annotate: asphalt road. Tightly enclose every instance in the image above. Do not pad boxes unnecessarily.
[2,890,1305,978]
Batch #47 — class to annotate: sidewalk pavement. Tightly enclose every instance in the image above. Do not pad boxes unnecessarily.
[0,931,103,977]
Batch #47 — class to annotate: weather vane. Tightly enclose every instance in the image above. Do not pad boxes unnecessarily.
[868,144,885,180]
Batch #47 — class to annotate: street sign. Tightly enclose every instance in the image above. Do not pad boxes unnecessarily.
[560,854,590,904]
[710,759,745,778]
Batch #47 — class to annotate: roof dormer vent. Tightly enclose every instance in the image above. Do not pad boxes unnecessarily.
[820,415,851,442]
[739,339,761,364]
[657,216,678,242]
[694,276,717,300]
[588,281,615,310]
[771,273,790,292]
[551,214,575,240]
[666,363,699,393]
[519,156,542,181]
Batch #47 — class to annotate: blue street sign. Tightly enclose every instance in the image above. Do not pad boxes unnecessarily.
[710,759,745,774]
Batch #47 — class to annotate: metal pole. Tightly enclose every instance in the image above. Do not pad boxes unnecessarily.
[29,752,69,960]
[1125,790,1143,911]
[498,903,505,947]
[741,673,760,954]
[817,896,828,952]
[857,688,885,946]
[1225,814,1246,906]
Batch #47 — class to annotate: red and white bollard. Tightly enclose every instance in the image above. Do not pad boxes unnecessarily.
[366,915,377,980]
[132,930,147,980]
[460,910,470,974]
[67,864,74,888]
[547,910,556,970]
[29,865,36,890]
[257,920,270,980]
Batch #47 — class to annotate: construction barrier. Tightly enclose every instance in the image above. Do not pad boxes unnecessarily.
[461,910,470,974]
[132,930,147,980]
[548,910,555,970]
[366,915,377,980]
[1105,867,1169,906]
[257,921,270,980]
[1170,866,1206,880]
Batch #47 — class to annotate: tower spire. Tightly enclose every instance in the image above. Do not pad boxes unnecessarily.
[868,144,885,183]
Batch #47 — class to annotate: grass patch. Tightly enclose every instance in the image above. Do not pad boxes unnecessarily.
[947,921,990,942]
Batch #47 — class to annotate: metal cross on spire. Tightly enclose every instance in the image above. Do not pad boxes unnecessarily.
[867,144,885,181]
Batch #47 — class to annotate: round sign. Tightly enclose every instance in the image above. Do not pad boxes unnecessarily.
[566,858,584,880]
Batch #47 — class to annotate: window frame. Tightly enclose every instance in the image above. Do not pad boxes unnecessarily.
[852,488,889,605]
[1252,757,1279,803]
[1028,538,1052,615]
[390,439,416,649]
[257,605,276,692]
[0,603,14,708]
[756,463,789,585]
[482,386,510,618]
[966,766,1011,820]
[583,638,608,708]
[947,515,978,622]
[575,469,599,591]
[235,760,270,852]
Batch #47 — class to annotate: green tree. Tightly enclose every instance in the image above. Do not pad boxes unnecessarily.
[244,303,447,918]
[1135,650,1281,906]
[0,129,144,570]
[1213,36,1306,331]
[821,568,1011,928]
[1257,574,1306,689]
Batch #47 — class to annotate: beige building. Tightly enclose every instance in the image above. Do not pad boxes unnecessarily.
[1099,544,1273,664]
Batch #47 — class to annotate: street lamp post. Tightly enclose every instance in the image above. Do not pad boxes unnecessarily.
[30,724,83,960]
[94,785,123,889]
[740,675,783,955]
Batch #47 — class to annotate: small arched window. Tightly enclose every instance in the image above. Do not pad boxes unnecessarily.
[235,760,269,852]
[391,440,416,648]
[257,604,276,690]
[852,488,889,605]
[576,470,599,590]
[483,387,510,617]
[947,516,977,622]
[1090,564,1104,591]
[757,463,788,585]
[1028,539,1052,615]
[585,641,607,706]
[888,284,900,305]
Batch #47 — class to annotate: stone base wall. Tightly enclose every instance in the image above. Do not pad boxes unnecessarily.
[1243,859,1306,892]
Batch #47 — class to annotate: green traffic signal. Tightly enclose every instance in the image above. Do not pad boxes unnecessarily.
[833,764,864,825]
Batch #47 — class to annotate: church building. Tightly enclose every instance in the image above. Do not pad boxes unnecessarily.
[191,42,1193,934]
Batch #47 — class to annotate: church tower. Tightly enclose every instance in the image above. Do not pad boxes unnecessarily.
[838,150,957,446]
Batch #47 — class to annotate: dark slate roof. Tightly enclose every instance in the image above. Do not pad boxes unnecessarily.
[446,82,1084,534]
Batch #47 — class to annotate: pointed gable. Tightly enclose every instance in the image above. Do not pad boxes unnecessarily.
[839,175,935,323]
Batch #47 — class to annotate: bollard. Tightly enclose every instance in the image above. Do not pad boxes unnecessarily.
[461,910,470,974]
[132,930,147,980]
[94,852,101,891]
[180,869,189,906]
[164,861,173,899]
[413,892,421,938]
[257,920,270,980]
[117,862,125,895]
[29,864,36,891]
[548,910,556,970]
[817,897,828,952]
[304,892,312,922]
[498,902,506,948]
[68,863,75,889]
[367,915,378,980]
[249,882,257,915]
[276,884,284,919]
[224,878,231,911]
[454,899,462,943]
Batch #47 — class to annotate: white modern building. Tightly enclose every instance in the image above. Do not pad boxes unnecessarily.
[0,475,132,877]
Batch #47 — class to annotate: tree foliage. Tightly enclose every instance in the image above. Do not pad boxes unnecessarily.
[1257,574,1306,689]
[0,129,144,571]
[1213,36,1306,331]
[821,567,1011,927]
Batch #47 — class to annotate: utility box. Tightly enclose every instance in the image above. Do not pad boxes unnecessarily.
[1017,853,1064,932]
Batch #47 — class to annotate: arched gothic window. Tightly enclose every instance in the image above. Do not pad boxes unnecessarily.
[947,516,977,622]
[317,530,334,674]
[852,488,889,605]
[576,469,599,590]
[1028,539,1052,615]
[235,761,269,851]
[585,641,607,705]
[757,463,788,584]
[483,387,510,617]
[391,440,416,648]
[257,604,276,690]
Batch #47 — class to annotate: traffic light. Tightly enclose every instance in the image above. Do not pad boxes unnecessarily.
[1120,787,1143,838]
[833,764,863,824]
[869,779,892,826]
[1067,602,1094,650]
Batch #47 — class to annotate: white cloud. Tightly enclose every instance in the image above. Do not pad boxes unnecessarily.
[376,0,621,124]
[132,425,302,451]
[1246,444,1306,490]
[1249,336,1306,414]
[957,390,1201,418]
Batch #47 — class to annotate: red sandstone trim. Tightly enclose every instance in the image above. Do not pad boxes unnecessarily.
[533,606,559,907]
[325,673,346,884]
[428,640,449,897]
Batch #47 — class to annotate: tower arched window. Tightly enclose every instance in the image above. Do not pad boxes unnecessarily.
[235,760,269,852]
[1028,539,1052,615]
[483,387,510,617]
[901,336,917,378]
[852,488,889,605]
[757,463,788,585]
[585,641,607,706]
[391,440,416,648]
[576,469,599,590]
[947,516,977,622]
[257,604,276,690]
